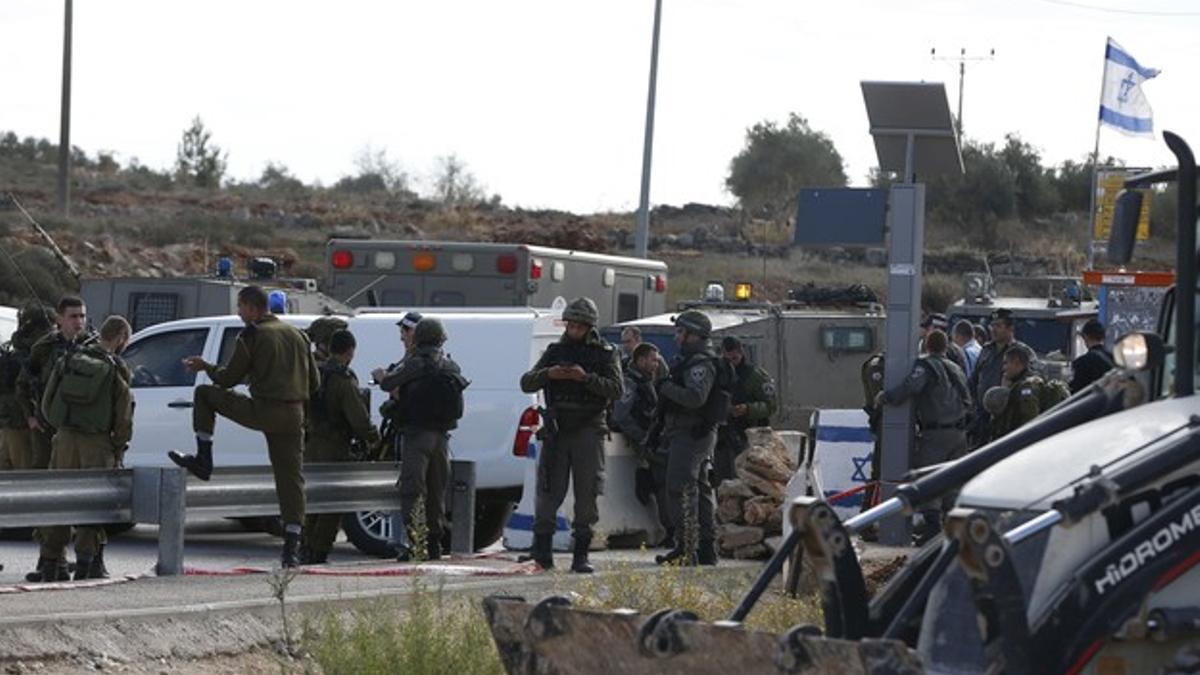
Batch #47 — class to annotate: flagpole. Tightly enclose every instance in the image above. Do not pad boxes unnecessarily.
[1085,38,1109,271]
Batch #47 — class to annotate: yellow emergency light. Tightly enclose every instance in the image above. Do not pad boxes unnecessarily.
[734,282,753,301]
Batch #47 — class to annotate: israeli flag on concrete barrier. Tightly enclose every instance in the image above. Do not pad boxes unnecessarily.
[1099,37,1159,137]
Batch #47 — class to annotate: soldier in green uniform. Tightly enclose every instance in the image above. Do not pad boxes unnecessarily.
[301,329,381,564]
[712,336,777,486]
[386,318,468,561]
[989,344,1045,439]
[306,315,349,364]
[37,316,133,582]
[169,285,320,568]
[520,298,623,573]
[17,296,96,582]
[656,311,728,567]
[0,305,54,472]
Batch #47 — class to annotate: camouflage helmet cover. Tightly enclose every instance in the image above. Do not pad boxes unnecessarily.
[562,297,599,326]
[674,310,713,338]
[983,386,1011,416]
[413,317,448,346]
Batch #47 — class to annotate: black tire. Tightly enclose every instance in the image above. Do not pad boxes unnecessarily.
[233,517,285,537]
[340,498,516,557]
[0,527,34,541]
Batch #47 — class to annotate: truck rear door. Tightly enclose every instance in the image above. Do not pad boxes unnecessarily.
[613,273,645,324]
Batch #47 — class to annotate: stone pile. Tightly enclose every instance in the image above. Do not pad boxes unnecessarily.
[715,427,797,560]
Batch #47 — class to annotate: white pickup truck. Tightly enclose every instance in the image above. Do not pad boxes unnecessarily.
[119,307,562,554]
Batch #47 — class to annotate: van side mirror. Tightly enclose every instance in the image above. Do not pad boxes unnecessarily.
[1113,331,1165,371]
[1106,189,1142,265]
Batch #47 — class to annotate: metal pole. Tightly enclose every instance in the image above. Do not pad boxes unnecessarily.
[1086,38,1107,270]
[633,0,662,258]
[56,0,73,217]
[957,57,965,137]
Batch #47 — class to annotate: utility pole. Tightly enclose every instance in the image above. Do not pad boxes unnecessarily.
[56,0,74,217]
[931,47,994,139]
[634,0,663,259]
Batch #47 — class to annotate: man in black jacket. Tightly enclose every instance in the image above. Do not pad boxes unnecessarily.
[1070,318,1114,393]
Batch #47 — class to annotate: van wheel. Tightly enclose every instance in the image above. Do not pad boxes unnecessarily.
[341,500,516,557]
[342,511,400,558]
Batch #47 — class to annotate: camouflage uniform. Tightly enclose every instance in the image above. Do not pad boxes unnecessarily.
[520,298,622,572]
[39,343,133,580]
[0,308,53,470]
[859,352,886,512]
[302,357,380,561]
[386,319,468,560]
[968,338,1034,446]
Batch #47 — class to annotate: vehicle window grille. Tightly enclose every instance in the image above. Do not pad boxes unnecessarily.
[129,293,179,332]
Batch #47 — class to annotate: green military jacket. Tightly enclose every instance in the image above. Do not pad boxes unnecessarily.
[0,324,50,429]
[16,329,97,425]
[731,361,777,428]
[206,314,319,402]
[990,371,1044,439]
[307,360,381,458]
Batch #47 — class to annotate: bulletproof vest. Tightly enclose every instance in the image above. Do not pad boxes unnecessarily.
[400,352,467,432]
[914,356,970,427]
[665,349,732,426]
[543,337,614,413]
[43,344,119,435]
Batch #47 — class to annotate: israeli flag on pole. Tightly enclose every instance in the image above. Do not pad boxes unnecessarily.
[1099,38,1160,136]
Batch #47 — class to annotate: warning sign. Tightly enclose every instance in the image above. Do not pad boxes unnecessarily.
[1094,169,1151,240]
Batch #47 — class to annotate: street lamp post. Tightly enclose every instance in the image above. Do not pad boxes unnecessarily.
[634,0,663,258]
[56,0,74,217]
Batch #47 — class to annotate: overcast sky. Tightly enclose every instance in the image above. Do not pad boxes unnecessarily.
[3,1,1199,213]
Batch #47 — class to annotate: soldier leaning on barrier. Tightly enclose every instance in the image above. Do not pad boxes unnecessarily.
[18,296,98,582]
[654,310,731,567]
[169,285,320,568]
[301,329,381,565]
[520,297,622,574]
[35,315,133,582]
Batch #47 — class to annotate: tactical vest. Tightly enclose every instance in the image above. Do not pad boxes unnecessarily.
[43,345,119,435]
[664,350,733,427]
[543,339,614,413]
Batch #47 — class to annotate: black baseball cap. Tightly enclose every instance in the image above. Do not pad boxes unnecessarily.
[397,311,423,330]
[920,313,949,329]
[989,308,1014,324]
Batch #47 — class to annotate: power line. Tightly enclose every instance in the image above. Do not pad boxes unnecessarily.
[1035,0,1200,17]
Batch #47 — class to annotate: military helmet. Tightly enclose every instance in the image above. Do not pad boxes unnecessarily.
[1006,343,1036,366]
[562,297,599,326]
[17,303,52,332]
[674,310,712,338]
[983,386,1011,416]
[306,315,349,348]
[413,317,448,346]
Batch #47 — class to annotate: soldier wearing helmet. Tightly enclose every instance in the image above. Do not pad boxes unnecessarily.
[990,344,1045,439]
[519,297,623,573]
[654,309,727,566]
[967,308,1035,447]
[381,317,468,561]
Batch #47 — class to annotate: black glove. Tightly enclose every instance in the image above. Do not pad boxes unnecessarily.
[635,466,655,506]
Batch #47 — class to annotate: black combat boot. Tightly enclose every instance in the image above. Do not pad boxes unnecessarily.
[281,531,301,568]
[697,539,718,566]
[73,556,94,582]
[36,557,70,583]
[570,532,594,574]
[25,557,46,583]
[298,546,328,566]
[90,544,110,579]
[655,544,697,567]
[168,438,213,481]
[518,533,554,570]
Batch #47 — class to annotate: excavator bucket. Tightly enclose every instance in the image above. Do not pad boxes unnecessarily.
[482,595,924,675]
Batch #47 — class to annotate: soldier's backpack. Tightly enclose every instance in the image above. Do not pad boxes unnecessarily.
[699,355,738,430]
[42,347,119,434]
[406,359,470,431]
[1039,378,1072,411]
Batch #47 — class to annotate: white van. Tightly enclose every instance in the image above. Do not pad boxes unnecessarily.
[119,307,563,553]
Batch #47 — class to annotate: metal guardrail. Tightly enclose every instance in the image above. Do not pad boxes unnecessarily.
[0,460,476,576]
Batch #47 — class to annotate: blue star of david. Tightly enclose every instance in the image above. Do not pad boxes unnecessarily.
[851,454,872,482]
[1118,72,1136,104]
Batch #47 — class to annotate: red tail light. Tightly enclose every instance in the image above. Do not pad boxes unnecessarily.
[530,259,543,279]
[655,274,667,293]
[331,250,354,269]
[512,406,541,457]
[497,254,518,274]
